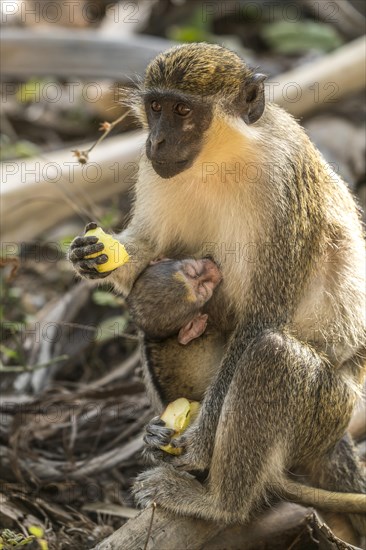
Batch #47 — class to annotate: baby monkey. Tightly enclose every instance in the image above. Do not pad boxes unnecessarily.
[127,257,222,461]
[127,258,222,345]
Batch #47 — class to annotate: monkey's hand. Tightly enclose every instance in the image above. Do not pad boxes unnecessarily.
[170,423,212,472]
[142,416,176,465]
[68,222,112,279]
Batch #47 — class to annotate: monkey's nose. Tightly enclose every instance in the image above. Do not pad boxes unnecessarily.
[150,136,165,156]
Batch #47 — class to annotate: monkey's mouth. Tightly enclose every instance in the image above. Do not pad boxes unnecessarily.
[151,158,191,178]
[154,159,188,166]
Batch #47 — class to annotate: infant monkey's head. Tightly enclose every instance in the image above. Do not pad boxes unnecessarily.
[127,258,222,344]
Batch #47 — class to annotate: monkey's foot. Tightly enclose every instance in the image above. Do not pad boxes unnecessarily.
[133,465,204,513]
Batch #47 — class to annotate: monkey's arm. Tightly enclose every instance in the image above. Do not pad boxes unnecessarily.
[69,221,158,295]
[107,225,158,296]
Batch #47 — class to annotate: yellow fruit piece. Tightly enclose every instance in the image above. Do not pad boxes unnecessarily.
[85,227,129,273]
[160,398,200,455]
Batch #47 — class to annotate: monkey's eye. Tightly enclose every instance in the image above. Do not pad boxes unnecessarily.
[174,103,191,116]
[151,100,162,112]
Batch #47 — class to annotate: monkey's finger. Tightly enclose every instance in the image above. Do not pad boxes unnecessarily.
[170,435,187,449]
[69,243,104,260]
[95,254,109,265]
[78,256,109,271]
[144,431,174,447]
[84,221,98,233]
[144,433,171,447]
[145,424,174,438]
[146,421,174,436]
[146,415,165,427]
[70,235,99,249]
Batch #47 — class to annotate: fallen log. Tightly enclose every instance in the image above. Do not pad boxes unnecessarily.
[272,36,366,118]
[93,506,223,550]
[0,28,173,80]
[1,131,145,243]
[92,502,360,550]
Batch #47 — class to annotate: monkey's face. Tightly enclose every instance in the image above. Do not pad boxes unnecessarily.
[144,92,213,179]
[177,258,222,305]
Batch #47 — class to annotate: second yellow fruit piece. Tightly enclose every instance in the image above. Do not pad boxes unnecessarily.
[160,397,200,455]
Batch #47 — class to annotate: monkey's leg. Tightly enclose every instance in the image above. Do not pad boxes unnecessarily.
[134,331,362,525]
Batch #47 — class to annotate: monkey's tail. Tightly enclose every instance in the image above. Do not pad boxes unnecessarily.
[280,478,366,513]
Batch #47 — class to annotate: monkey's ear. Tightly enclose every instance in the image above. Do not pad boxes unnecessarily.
[178,314,208,345]
[242,73,267,125]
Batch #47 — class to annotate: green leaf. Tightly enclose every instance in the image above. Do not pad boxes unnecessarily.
[95,316,128,342]
[99,206,120,230]
[0,139,41,162]
[261,21,343,54]
[1,321,24,334]
[168,25,210,43]
[0,530,35,548]
[92,290,122,308]
[0,344,19,360]
[58,236,74,254]
[167,5,212,43]
[8,287,22,299]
